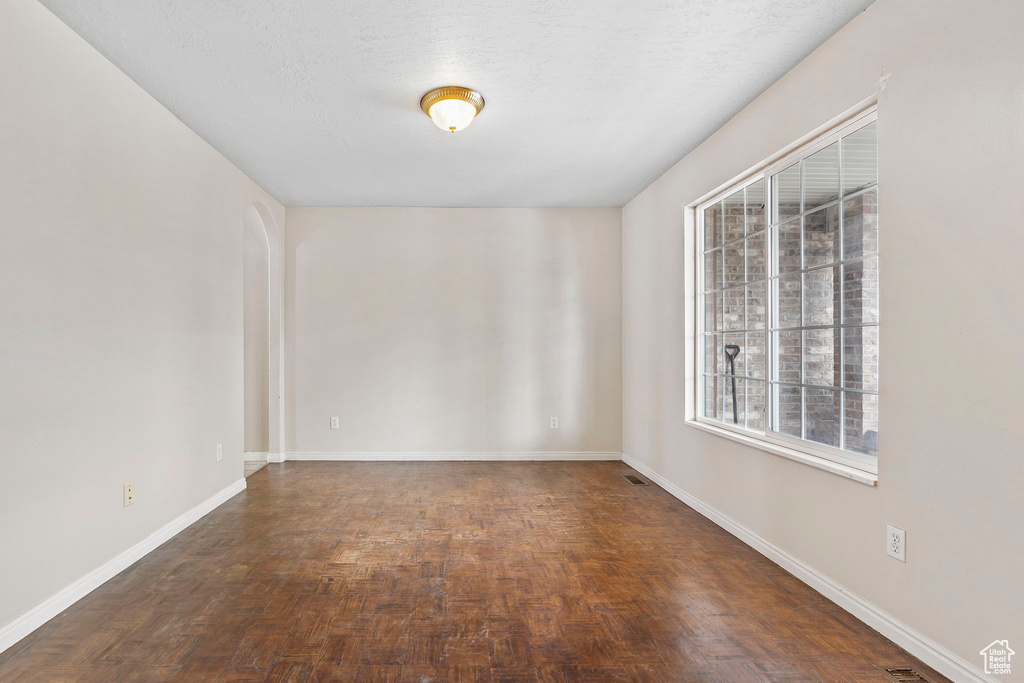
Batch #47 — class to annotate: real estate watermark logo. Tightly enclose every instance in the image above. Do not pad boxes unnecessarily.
[980,640,1014,675]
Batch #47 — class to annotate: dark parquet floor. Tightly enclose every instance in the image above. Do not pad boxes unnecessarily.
[0,462,948,682]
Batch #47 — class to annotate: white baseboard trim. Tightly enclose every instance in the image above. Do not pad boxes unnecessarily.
[621,454,989,683]
[266,453,286,463]
[286,451,622,462]
[243,451,268,461]
[0,477,247,656]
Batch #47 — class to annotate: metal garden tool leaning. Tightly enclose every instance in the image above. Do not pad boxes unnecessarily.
[724,344,741,424]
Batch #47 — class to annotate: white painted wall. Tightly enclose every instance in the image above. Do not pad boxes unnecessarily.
[622,0,1024,677]
[243,206,270,454]
[285,208,622,455]
[0,0,284,633]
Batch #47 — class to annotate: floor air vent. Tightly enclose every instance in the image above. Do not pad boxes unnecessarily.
[881,667,929,682]
[623,474,647,485]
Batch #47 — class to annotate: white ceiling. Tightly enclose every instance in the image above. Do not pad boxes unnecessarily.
[39,0,873,207]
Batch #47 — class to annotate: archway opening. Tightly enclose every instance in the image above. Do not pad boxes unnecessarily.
[243,205,271,476]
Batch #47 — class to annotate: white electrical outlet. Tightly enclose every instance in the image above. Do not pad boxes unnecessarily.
[330,417,340,429]
[550,416,559,429]
[216,443,222,461]
[886,524,906,562]
[123,483,134,507]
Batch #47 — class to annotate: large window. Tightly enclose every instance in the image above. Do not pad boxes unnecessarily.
[696,110,878,474]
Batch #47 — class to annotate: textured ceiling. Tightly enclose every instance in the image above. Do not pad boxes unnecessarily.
[39,0,873,207]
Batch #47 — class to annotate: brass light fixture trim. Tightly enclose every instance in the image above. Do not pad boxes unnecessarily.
[420,86,485,132]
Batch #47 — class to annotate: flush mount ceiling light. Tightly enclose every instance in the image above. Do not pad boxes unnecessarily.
[420,86,485,133]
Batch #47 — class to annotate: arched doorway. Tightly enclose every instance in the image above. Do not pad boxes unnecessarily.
[242,203,284,476]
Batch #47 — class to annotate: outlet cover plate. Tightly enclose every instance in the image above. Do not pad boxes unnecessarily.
[886,524,906,562]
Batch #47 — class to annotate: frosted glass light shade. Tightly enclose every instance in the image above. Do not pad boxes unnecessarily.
[428,98,478,132]
[420,86,485,133]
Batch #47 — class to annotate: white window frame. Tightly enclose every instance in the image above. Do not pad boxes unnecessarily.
[686,102,879,485]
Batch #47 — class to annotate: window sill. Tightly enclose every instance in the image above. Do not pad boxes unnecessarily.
[685,419,878,486]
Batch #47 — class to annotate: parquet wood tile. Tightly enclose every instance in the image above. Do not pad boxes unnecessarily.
[0,462,949,682]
